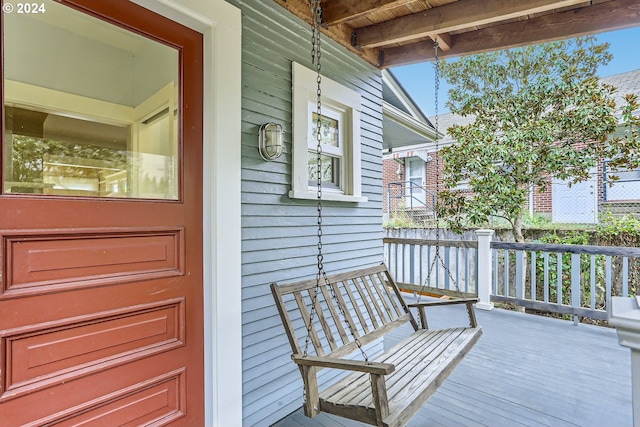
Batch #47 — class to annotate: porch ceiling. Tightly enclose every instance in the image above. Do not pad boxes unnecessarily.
[272,0,640,68]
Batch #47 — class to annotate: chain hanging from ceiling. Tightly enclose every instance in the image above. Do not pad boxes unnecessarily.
[302,0,368,363]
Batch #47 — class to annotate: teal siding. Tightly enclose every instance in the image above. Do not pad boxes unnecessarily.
[227,1,384,425]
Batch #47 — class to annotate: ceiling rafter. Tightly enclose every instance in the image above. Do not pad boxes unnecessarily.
[322,0,413,26]
[380,0,640,67]
[354,0,587,49]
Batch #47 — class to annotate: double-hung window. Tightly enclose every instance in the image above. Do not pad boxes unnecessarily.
[291,62,366,202]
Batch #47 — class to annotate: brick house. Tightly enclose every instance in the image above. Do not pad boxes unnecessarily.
[383,69,640,224]
[381,69,438,220]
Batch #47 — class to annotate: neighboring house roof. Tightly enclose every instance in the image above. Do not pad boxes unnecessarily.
[381,69,438,153]
[601,69,640,116]
[428,112,475,147]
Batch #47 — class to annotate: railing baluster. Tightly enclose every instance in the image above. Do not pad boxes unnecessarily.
[544,252,549,303]
[493,248,498,295]
[436,244,441,289]
[504,249,510,297]
[464,247,470,293]
[401,243,407,283]
[606,256,613,309]
[590,255,596,309]
[426,245,438,288]
[393,242,398,281]
[444,246,451,290]
[531,251,536,301]
[409,244,415,285]
[516,250,524,299]
[623,256,629,297]
[455,247,460,289]
[419,244,423,286]
[557,252,563,305]
[571,253,580,325]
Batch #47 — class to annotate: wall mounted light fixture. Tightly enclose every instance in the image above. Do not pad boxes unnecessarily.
[258,122,284,161]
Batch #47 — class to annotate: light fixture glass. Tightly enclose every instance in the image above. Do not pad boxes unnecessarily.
[259,123,284,161]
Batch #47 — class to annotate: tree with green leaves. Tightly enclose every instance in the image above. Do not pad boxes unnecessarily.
[438,36,640,242]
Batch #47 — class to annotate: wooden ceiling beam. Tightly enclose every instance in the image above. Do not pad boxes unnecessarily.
[271,0,380,66]
[322,0,413,26]
[355,0,587,49]
[431,33,453,51]
[379,0,640,68]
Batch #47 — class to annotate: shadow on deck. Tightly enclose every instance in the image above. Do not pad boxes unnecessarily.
[273,302,632,427]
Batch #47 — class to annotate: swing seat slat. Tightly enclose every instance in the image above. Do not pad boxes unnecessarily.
[270,264,482,427]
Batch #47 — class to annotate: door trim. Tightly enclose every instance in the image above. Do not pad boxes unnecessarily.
[132,1,242,426]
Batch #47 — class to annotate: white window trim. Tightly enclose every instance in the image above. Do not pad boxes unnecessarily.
[291,62,367,203]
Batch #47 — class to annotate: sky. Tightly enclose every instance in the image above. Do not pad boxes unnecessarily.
[391,27,640,118]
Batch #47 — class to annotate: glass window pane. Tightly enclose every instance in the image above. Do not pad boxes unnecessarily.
[3,0,179,199]
[311,113,339,148]
[308,152,340,189]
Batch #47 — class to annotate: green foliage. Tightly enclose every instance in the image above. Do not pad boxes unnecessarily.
[523,213,552,228]
[534,231,606,311]
[384,210,422,228]
[437,36,640,242]
[596,212,640,247]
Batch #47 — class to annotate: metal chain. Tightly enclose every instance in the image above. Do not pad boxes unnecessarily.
[303,0,368,364]
[303,0,322,360]
[433,41,440,259]
[421,41,463,311]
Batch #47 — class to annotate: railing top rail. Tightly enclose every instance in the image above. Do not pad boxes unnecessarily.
[492,241,640,257]
[383,237,478,249]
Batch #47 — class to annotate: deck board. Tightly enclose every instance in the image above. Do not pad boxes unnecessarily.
[272,301,632,427]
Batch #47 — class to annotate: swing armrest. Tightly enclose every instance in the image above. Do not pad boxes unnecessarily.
[407,297,478,308]
[408,298,479,329]
[292,354,395,375]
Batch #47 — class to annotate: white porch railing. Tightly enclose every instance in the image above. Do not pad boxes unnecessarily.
[383,232,640,323]
[383,235,480,297]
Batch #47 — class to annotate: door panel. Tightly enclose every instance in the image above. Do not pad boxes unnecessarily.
[0,1,204,425]
[552,169,597,224]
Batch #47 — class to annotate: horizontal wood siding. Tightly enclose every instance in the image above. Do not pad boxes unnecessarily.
[227,1,384,425]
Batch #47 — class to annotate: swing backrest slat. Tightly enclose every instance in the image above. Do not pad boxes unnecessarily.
[271,264,419,359]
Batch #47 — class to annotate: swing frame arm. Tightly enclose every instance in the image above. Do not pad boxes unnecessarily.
[408,298,479,330]
[292,354,395,375]
[294,354,394,421]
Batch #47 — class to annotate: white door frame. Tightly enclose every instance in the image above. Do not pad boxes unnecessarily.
[405,157,426,208]
[132,1,242,426]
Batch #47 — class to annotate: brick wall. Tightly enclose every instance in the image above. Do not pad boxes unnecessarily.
[384,148,610,221]
[532,179,552,213]
[382,158,405,213]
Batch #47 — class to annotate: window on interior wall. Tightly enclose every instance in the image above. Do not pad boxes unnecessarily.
[290,62,366,202]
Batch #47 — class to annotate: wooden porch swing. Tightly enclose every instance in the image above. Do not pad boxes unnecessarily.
[270,3,481,426]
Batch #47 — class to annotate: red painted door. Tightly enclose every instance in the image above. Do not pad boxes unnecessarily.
[0,0,204,425]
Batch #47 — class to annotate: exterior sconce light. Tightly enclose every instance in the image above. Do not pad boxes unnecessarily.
[259,123,284,161]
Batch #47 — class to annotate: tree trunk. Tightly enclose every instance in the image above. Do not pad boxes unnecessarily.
[513,214,525,243]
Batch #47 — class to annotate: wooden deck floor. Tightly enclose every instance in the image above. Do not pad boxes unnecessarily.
[272,303,632,427]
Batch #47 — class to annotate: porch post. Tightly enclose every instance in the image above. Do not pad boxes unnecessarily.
[609,297,640,427]
[475,229,494,311]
